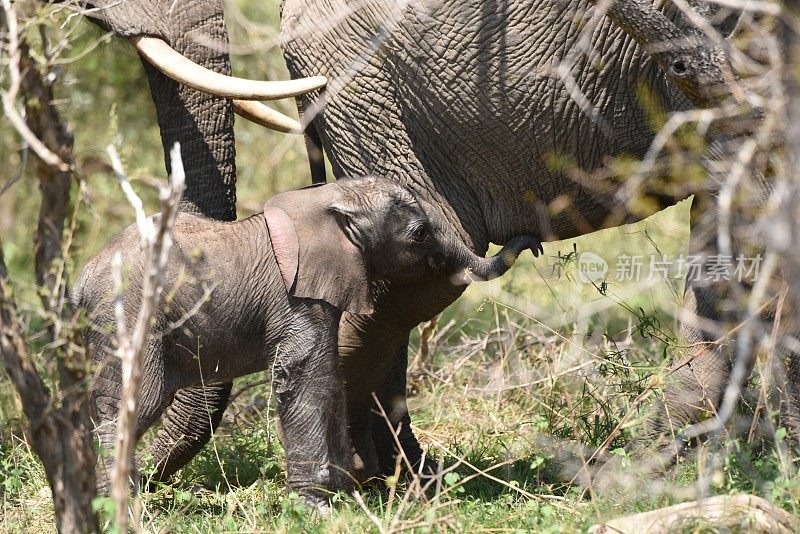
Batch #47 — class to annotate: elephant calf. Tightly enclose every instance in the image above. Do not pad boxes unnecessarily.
[75,175,542,504]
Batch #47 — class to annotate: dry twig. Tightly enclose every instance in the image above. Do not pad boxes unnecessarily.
[107,143,185,533]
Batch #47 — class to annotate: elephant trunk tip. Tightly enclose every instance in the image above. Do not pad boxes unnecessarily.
[458,234,543,284]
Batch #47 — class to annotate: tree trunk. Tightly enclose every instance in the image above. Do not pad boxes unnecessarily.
[0,32,99,532]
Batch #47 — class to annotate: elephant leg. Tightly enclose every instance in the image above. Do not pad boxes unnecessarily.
[371,338,433,476]
[275,301,353,504]
[645,277,800,452]
[776,343,800,447]
[762,287,800,446]
[339,313,405,480]
[593,177,772,490]
[592,279,738,491]
[93,345,171,494]
[339,277,465,482]
[148,381,232,482]
[643,282,734,448]
[640,170,773,447]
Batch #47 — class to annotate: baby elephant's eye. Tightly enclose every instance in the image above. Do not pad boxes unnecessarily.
[410,224,430,242]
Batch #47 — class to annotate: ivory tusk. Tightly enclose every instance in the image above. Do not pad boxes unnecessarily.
[232,100,303,134]
[130,36,327,100]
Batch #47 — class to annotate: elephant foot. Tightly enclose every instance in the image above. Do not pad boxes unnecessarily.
[95,458,142,499]
[351,431,437,484]
[381,453,439,483]
[388,451,439,481]
[373,414,435,480]
[290,463,356,512]
[295,490,334,515]
[352,447,381,486]
[413,452,439,478]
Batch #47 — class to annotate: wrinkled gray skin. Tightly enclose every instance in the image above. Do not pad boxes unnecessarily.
[77,0,245,485]
[280,0,756,479]
[72,0,760,489]
[74,176,541,502]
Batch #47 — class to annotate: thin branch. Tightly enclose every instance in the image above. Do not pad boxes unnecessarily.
[0,247,51,425]
[106,146,154,245]
[0,144,28,197]
[109,143,184,533]
[0,0,69,171]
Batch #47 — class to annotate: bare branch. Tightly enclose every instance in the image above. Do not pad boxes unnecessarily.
[0,247,50,425]
[0,0,70,171]
[0,144,28,197]
[589,494,799,533]
[109,143,184,533]
[106,146,153,245]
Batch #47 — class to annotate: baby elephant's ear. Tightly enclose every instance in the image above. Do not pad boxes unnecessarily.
[264,207,299,293]
[263,189,374,316]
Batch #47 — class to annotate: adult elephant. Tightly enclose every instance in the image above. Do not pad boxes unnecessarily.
[278,0,768,482]
[76,0,770,486]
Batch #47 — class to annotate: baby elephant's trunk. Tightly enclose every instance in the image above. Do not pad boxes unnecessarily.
[449,234,543,283]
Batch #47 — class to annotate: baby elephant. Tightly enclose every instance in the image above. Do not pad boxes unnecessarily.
[75,175,542,504]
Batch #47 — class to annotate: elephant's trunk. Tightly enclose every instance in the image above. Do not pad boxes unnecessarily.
[139,0,237,221]
[445,233,543,284]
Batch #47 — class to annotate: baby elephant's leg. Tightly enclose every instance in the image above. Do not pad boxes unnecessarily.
[92,341,172,494]
[274,300,354,505]
[148,382,233,482]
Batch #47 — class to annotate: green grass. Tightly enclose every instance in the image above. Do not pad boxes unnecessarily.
[3,304,799,532]
[4,232,800,531]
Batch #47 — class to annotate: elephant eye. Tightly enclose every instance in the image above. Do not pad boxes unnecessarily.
[410,223,430,242]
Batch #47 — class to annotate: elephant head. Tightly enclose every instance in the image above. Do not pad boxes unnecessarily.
[263,176,543,315]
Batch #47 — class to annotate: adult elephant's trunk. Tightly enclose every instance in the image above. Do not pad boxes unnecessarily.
[81,0,328,217]
[79,0,241,217]
[138,0,237,220]
[445,233,543,283]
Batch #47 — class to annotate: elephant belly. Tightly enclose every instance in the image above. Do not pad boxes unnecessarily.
[164,319,273,387]
[159,284,291,387]
[158,229,291,387]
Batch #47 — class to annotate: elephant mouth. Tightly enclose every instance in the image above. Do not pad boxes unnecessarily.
[130,36,326,134]
[423,250,450,272]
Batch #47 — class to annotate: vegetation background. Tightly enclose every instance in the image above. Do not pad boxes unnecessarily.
[2,0,797,532]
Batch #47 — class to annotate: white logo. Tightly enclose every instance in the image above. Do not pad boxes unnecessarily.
[578,252,608,284]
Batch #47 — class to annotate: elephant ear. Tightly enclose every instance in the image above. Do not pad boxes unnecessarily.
[263,207,300,292]
[263,186,374,315]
